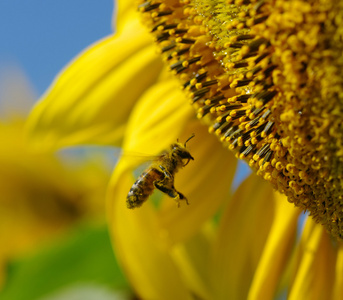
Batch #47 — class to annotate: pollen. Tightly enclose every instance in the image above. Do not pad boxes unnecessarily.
[138,0,343,239]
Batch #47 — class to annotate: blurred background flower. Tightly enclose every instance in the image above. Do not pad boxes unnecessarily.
[0,65,132,300]
[0,2,132,299]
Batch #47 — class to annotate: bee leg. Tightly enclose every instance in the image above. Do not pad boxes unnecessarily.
[154,181,177,197]
[176,192,189,206]
[154,181,189,207]
[174,192,189,207]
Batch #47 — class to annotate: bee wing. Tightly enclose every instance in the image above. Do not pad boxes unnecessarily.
[118,150,166,167]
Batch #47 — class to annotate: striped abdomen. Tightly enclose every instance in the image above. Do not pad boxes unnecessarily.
[126,167,164,209]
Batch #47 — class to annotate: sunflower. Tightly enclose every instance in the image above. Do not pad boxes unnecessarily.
[137,0,343,240]
[26,0,343,299]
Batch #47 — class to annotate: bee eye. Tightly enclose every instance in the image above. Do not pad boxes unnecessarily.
[179,151,188,158]
[179,151,194,160]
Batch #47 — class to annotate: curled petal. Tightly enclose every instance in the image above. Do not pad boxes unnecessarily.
[26,14,163,150]
[112,0,137,32]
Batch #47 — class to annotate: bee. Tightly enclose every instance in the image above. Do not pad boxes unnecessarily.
[127,135,195,209]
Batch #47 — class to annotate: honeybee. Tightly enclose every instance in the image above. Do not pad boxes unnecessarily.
[127,135,195,209]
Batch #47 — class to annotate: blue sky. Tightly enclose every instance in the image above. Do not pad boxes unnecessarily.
[0,1,114,97]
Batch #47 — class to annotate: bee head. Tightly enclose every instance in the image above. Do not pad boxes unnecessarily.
[171,134,195,166]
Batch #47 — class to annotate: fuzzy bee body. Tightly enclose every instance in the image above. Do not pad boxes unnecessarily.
[126,136,194,209]
[127,167,164,208]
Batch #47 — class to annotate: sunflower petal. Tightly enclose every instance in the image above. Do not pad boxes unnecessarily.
[247,192,300,300]
[288,219,336,300]
[122,77,194,155]
[333,244,343,298]
[210,175,275,300]
[26,14,163,150]
[170,224,214,300]
[107,160,193,300]
[112,0,137,32]
[106,77,197,298]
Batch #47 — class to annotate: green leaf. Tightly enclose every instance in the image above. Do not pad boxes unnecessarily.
[1,223,131,300]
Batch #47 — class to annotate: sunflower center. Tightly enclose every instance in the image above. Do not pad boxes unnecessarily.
[138,0,343,239]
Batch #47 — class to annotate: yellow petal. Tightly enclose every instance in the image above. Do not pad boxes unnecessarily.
[170,223,214,300]
[113,0,137,32]
[288,218,336,300]
[247,192,300,300]
[107,160,193,300]
[333,243,343,298]
[26,13,163,151]
[106,78,196,298]
[122,77,194,155]
[157,121,237,245]
[210,175,275,300]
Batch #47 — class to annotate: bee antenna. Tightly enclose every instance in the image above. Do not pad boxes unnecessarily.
[184,134,195,147]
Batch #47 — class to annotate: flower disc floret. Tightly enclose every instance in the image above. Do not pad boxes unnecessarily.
[138,0,343,239]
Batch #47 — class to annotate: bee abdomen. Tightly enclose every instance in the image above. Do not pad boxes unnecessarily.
[126,171,156,209]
